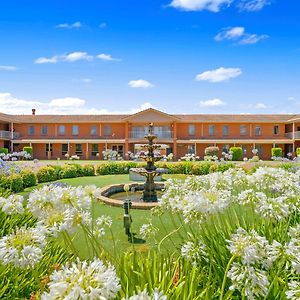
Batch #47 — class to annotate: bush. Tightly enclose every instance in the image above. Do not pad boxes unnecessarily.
[23,146,33,156]
[81,164,95,176]
[59,164,83,179]
[36,166,57,183]
[229,147,243,161]
[271,147,282,157]
[20,169,37,188]
[191,162,213,175]
[296,148,300,157]
[0,148,8,154]
[3,174,24,192]
[205,146,219,157]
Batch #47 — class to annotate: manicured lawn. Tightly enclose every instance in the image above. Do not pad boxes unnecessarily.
[21,174,188,259]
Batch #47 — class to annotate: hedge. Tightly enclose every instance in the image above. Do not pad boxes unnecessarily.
[36,166,58,183]
[0,148,8,154]
[0,174,24,193]
[23,146,33,156]
[20,169,37,188]
[297,148,300,157]
[229,147,243,161]
[272,147,283,157]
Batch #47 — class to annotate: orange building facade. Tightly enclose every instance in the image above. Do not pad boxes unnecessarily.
[1,108,300,160]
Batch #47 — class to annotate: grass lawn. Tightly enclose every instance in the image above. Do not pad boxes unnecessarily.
[20,174,188,259]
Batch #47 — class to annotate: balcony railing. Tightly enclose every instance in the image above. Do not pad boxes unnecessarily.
[0,130,20,140]
[129,131,173,139]
[286,131,300,139]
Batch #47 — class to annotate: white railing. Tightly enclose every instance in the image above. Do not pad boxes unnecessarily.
[130,131,173,139]
[285,131,300,139]
[0,130,21,139]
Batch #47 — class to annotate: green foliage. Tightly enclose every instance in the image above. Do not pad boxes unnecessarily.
[0,174,24,192]
[229,147,243,161]
[23,146,33,156]
[204,146,219,157]
[296,147,300,157]
[0,148,8,154]
[272,147,283,157]
[20,169,37,188]
[191,162,213,175]
[59,164,80,179]
[36,166,58,183]
[81,164,95,176]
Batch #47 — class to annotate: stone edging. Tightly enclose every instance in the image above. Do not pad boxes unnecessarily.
[96,183,164,210]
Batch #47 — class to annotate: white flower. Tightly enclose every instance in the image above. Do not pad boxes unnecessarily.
[0,194,24,215]
[123,288,167,300]
[228,262,269,300]
[139,223,158,239]
[42,257,120,299]
[181,240,208,266]
[0,226,46,268]
[286,281,300,300]
[94,215,113,237]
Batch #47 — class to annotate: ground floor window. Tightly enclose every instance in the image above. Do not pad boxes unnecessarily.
[112,145,123,157]
[62,144,68,155]
[241,145,247,155]
[91,144,99,157]
[256,145,263,156]
[45,144,53,156]
[188,144,195,154]
[222,144,230,153]
[75,144,83,156]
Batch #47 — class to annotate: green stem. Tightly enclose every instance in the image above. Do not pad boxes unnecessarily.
[219,255,236,300]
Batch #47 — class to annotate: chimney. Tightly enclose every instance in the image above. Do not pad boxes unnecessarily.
[32,108,36,115]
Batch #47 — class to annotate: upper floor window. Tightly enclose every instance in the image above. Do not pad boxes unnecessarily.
[273,125,279,135]
[208,125,215,136]
[222,125,229,136]
[91,125,97,136]
[58,125,65,135]
[240,125,247,136]
[72,125,79,136]
[104,125,111,136]
[188,124,195,136]
[28,125,34,135]
[255,125,261,136]
[42,125,48,135]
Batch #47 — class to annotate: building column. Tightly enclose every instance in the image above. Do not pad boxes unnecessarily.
[125,122,129,159]
[173,122,177,160]
[86,143,89,160]
[10,122,14,152]
[194,142,197,156]
[47,143,51,159]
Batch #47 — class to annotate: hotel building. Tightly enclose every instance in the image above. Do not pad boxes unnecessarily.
[1,108,300,160]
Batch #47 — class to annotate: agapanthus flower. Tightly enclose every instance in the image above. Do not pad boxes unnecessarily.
[286,281,300,300]
[0,194,24,215]
[181,240,208,266]
[41,257,120,299]
[139,222,158,239]
[123,288,167,300]
[94,215,113,237]
[0,226,46,268]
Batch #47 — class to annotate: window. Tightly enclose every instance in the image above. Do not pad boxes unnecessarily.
[104,125,111,136]
[42,125,48,135]
[188,124,195,136]
[208,125,215,136]
[297,126,300,132]
[255,126,261,136]
[45,144,53,156]
[188,144,195,154]
[91,125,97,136]
[241,145,247,155]
[62,144,68,155]
[28,126,34,135]
[112,145,123,157]
[75,144,82,155]
[222,145,230,153]
[223,125,229,136]
[91,144,99,156]
[72,125,79,136]
[58,125,65,135]
[273,125,279,135]
[240,125,247,136]
[256,145,263,156]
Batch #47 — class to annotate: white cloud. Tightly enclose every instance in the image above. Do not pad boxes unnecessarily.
[253,103,268,109]
[0,65,18,71]
[56,21,82,29]
[240,102,269,109]
[196,67,242,83]
[99,22,107,29]
[200,98,226,107]
[238,0,270,12]
[97,53,120,61]
[35,52,93,64]
[0,92,154,115]
[215,27,245,41]
[215,26,268,45]
[128,79,154,89]
[169,0,232,12]
[81,78,92,83]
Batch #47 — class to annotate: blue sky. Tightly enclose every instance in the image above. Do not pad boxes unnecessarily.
[0,0,299,115]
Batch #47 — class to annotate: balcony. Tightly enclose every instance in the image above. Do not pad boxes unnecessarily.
[129,131,173,139]
[286,131,300,139]
[0,130,20,140]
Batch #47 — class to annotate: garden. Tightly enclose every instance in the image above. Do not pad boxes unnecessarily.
[1,154,300,299]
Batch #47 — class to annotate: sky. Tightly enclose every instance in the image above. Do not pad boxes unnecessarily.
[0,0,300,115]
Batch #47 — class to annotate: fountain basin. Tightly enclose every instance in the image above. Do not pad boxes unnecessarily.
[96,183,163,210]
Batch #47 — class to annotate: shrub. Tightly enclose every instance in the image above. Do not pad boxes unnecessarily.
[205,146,219,157]
[59,164,79,179]
[50,165,63,179]
[23,146,33,156]
[271,147,282,157]
[81,164,95,176]
[229,147,243,161]
[296,148,300,157]
[216,162,235,172]
[0,148,8,154]
[36,166,57,183]
[20,169,37,188]
[191,162,213,175]
[5,174,24,192]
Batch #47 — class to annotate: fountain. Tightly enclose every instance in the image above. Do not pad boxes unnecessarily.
[97,123,168,208]
[130,123,168,202]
